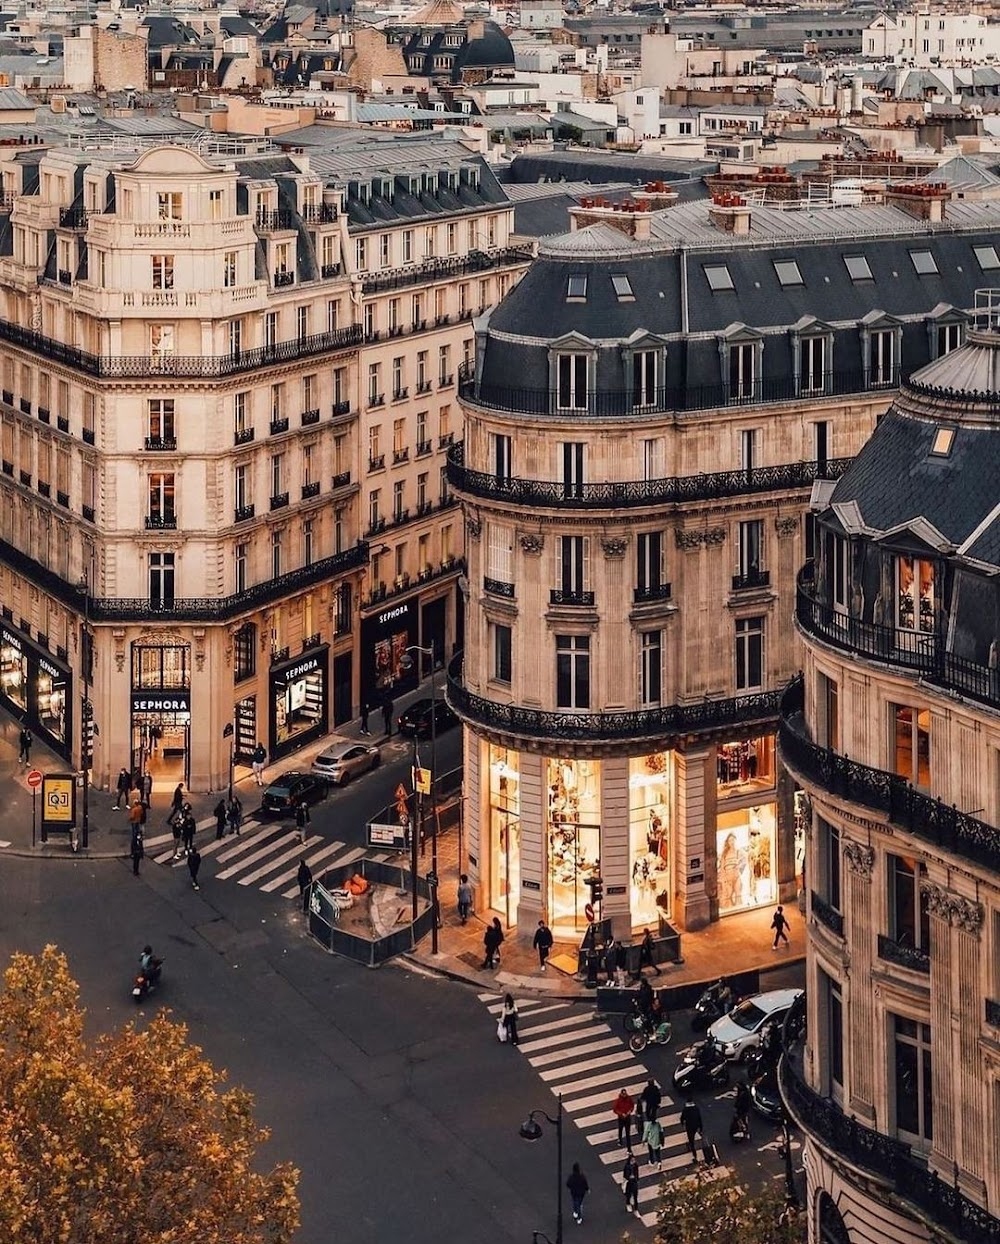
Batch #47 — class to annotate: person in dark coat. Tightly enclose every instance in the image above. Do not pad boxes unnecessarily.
[167,783,184,826]
[639,926,662,977]
[115,767,131,809]
[771,905,791,949]
[680,1099,703,1161]
[213,798,227,840]
[187,847,201,891]
[297,858,313,912]
[359,702,370,736]
[483,917,504,969]
[227,795,242,836]
[18,727,31,765]
[140,771,153,806]
[640,1077,662,1124]
[381,693,394,737]
[566,1164,590,1224]
[130,828,144,876]
[295,799,310,843]
[180,807,196,856]
[637,976,654,1020]
[622,1151,640,1215]
[533,919,554,970]
[614,939,629,987]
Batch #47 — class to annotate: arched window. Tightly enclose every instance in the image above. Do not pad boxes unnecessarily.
[817,1191,850,1244]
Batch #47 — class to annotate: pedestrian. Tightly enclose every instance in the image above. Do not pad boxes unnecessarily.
[734,1080,751,1130]
[771,904,791,949]
[483,916,504,969]
[140,770,153,807]
[167,783,184,827]
[187,846,201,891]
[566,1163,589,1225]
[639,926,662,977]
[637,975,654,1019]
[622,1151,640,1215]
[251,742,266,786]
[604,938,618,984]
[612,1088,635,1149]
[614,938,629,987]
[213,798,227,840]
[359,702,370,736]
[643,1115,663,1169]
[297,858,313,913]
[639,1077,662,1124]
[294,798,310,843]
[114,767,131,809]
[680,1098,703,1162]
[501,993,519,1045]
[457,873,473,924]
[533,918,554,970]
[180,807,196,856]
[227,794,242,836]
[18,727,31,765]
[130,828,144,876]
[128,797,145,836]
[381,693,393,737]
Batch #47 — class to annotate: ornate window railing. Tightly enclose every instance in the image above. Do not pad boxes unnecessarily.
[360,247,531,295]
[483,577,515,598]
[877,934,930,974]
[810,890,844,937]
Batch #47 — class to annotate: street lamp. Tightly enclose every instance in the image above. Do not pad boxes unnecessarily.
[518,1096,563,1244]
[398,642,440,952]
[77,567,96,851]
[222,721,235,800]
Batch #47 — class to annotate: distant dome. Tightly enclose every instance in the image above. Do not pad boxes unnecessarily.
[409,0,463,23]
[455,20,514,71]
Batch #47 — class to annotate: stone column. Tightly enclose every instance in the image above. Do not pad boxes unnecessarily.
[672,742,713,930]
[843,837,876,1120]
[463,727,483,903]
[515,751,545,935]
[601,754,631,940]
[775,749,799,903]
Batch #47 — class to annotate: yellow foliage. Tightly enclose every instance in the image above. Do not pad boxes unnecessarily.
[0,947,300,1244]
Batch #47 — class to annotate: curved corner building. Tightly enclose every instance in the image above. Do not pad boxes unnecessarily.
[780,292,1000,1242]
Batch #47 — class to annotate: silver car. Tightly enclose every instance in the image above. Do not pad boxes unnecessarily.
[311,740,380,786]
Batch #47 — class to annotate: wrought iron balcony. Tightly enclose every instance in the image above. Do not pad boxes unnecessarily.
[483,577,515,598]
[257,208,296,231]
[270,492,290,511]
[732,568,771,592]
[320,264,340,278]
[301,481,320,500]
[57,416,69,433]
[369,455,385,472]
[144,436,177,451]
[392,387,409,402]
[987,999,1000,1028]
[38,480,50,498]
[332,471,352,489]
[332,400,352,418]
[57,491,69,508]
[234,504,255,523]
[302,632,321,651]
[234,427,255,446]
[633,583,672,604]
[810,890,844,937]
[416,440,433,457]
[877,933,930,974]
[57,269,72,286]
[59,207,90,229]
[145,513,177,530]
[360,246,532,295]
[415,380,432,394]
[393,448,409,464]
[270,417,290,436]
[549,589,595,607]
[779,675,1000,875]
[446,441,850,511]
[82,504,94,523]
[302,203,337,224]
[447,654,782,745]
[19,470,30,486]
[301,408,320,426]
[20,398,31,414]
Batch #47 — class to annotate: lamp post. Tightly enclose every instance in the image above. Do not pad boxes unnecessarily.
[77,567,95,850]
[222,721,235,800]
[399,642,439,952]
[518,1096,563,1244]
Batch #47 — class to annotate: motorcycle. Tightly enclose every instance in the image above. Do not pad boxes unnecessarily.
[691,980,733,1033]
[672,1040,731,1093]
[628,1015,672,1053]
[132,956,163,1004]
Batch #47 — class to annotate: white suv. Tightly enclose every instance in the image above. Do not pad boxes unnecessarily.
[707,987,803,1061]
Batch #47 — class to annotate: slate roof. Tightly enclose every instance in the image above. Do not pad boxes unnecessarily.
[963,510,1000,567]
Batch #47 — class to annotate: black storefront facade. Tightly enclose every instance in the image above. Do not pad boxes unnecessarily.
[0,623,73,761]
[268,644,330,761]
[359,598,420,711]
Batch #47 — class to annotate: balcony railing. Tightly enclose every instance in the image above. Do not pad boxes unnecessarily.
[234,427,255,446]
[332,471,352,489]
[360,246,532,295]
[235,504,255,523]
[987,999,1000,1028]
[332,400,352,418]
[144,513,177,530]
[361,557,465,611]
[59,207,90,228]
[810,890,844,937]
[796,565,1000,712]
[302,203,337,224]
[447,653,782,744]
[732,568,771,592]
[459,362,911,419]
[270,417,290,436]
[446,442,850,511]
[549,589,596,607]
[369,455,385,471]
[270,492,290,511]
[393,448,409,464]
[257,208,296,231]
[779,675,1000,875]
[633,583,672,604]
[877,933,930,974]
[301,408,320,426]
[301,481,320,500]
[483,577,515,598]
[416,439,433,457]
[0,318,363,379]
[144,436,177,451]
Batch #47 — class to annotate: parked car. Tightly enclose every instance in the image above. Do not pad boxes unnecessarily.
[396,697,459,738]
[707,988,803,1061]
[261,771,329,816]
[749,1067,785,1123]
[311,740,380,785]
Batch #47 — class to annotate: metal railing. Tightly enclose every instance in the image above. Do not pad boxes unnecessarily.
[633,583,672,604]
[446,441,850,510]
[877,933,930,974]
[810,890,844,937]
[483,577,515,598]
[549,589,595,607]
[732,569,771,591]
[360,246,531,295]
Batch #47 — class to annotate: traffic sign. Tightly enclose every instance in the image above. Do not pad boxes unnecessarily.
[394,783,408,801]
[414,767,431,795]
[26,768,42,790]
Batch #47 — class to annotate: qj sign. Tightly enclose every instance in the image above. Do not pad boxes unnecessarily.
[41,775,76,826]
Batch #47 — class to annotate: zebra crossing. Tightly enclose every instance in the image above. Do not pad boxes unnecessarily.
[144,816,386,899]
[482,994,730,1229]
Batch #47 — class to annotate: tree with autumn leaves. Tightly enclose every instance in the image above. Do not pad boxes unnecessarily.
[0,945,299,1244]
[623,1166,805,1244]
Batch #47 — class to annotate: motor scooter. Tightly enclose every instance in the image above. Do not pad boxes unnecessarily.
[132,956,163,1004]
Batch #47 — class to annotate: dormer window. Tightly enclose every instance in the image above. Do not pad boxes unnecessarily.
[910,250,938,276]
[773,259,802,287]
[704,264,734,291]
[974,244,1000,271]
[566,274,587,301]
[611,274,634,301]
[930,427,955,457]
[556,354,588,411]
[844,254,872,282]
[897,556,935,633]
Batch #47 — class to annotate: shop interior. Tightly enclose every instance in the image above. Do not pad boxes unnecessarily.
[132,715,190,790]
[547,757,601,931]
[716,804,777,915]
[629,751,672,930]
[36,667,66,744]
[1,638,27,712]
[276,667,324,745]
[488,744,520,927]
[717,735,775,794]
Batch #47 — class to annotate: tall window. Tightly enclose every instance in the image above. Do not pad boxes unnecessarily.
[640,632,661,706]
[729,342,756,401]
[897,556,934,632]
[888,853,931,952]
[148,552,174,608]
[156,192,182,220]
[148,473,175,526]
[892,705,930,789]
[556,355,588,411]
[642,438,664,481]
[636,531,663,596]
[491,432,511,480]
[739,428,758,473]
[556,536,590,600]
[368,364,381,406]
[737,519,764,579]
[151,255,174,290]
[937,322,962,356]
[492,623,512,684]
[235,543,248,596]
[271,529,282,579]
[264,312,277,351]
[801,335,827,395]
[633,350,657,407]
[234,620,255,680]
[148,399,175,445]
[561,442,585,500]
[814,420,829,470]
[234,464,249,513]
[871,329,897,387]
[303,518,314,566]
[893,1016,933,1143]
[556,635,590,709]
[817,817,841,911]
[223,251,237,288]
[735,616,764,690]
[487,523,513,587]
[822,971,844,1096]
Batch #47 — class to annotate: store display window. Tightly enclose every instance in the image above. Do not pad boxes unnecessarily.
[547,757,601,930]
[488,744,520,927]
[36,659,66,744]
[717,735,775,794]
[276,666,324,744]
[629,752,672,928]
[897,556,935,634]
[716,804,777,915]
[0,630,27,711]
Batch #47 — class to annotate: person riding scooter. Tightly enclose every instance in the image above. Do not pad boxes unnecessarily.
[139,945,162,985]
[696,1034,724,1072]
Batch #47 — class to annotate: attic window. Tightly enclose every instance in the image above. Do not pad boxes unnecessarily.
[910,250,938,275]
[611,274,633,300]
[773,259,802,287]
[844,255,873,281]
[704,264,734,291]
[930,426,955,456]
[974,245,1000,271]
[566,274,588,301]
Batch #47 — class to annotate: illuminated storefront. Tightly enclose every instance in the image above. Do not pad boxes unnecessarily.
[629,751,672,929]
[269,645,329,760]
[547,757,601,931]
[0,625,72,761]
[488,743,520,927]
[717,735,774,793]
[716,804,777,914]
[0,625,28,713]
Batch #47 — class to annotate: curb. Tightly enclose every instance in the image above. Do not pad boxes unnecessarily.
[3,846,126,861]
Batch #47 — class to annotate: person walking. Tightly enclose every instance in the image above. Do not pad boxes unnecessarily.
[294,799,310,844]
[501,993,519,1046]
[180,806,196,857]
[167,783,184,827]
[114,767,131,809]
[18,727,31,765]
[483,917,504,969]
[456,873,473,924]
[734,1080,751,1132]
[640,1077,662,1124]
[614,939,629,987]
[381,693,394,737]
[680,1098,703,1163]
[227,794,242,836]
[251,742,266,786]
[213,798,227,841]
[639,926,662,977]
[140,770,153,807]
[643,1115,663,1169]
[128,797,145,836]
[533,918,554,970]
[612,1088,635,1149]
[622,1151,640,1216]
[771,904,791,949]
[566,1163,589,1225]
[359,702,371,736]
[297,858,313,913]
[187,847,201,891]
[604,938,618,985]
[130,827,144,876]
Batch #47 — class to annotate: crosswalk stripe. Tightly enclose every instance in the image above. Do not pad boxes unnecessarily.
[216,830,300,879]
[280,844,366,898]
[556,1068,646,1098]
[538,1052,635,1083]
[214,823,284,863]
[516,1015,595,1042]
[260,838,347,892]
[561,1079,650,1113]
[530,1037,622,1068]
[238,835,325,885]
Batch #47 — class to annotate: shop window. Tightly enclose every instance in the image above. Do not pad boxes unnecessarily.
[274,657,325,746]
[897,556,934,633]
[234,623,256,683]
[547,758,601,930]
[735,616,764,691]
[893,1015,933,1144]
[489,744,520,927]
[888,853,930,952]
[0,628,28,710]
[629,752,671,929]
[717,735,773,792]
[555,635,589,709]
[892,705,930,789]
[36,657,66,743]
[716,805,776,914]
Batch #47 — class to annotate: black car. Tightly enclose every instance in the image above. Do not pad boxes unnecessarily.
[261,771,329,816]
[396,697,459,738]
[749,1068,787,1123]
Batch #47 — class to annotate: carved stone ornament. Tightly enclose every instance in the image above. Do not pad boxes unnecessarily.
[775,516,798,538]
[920,881,984,935]
[520,533,544,555]
[675,526,726,550]
[465,517,482,540]
[601,536,628,559]
[843,840,875,878]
